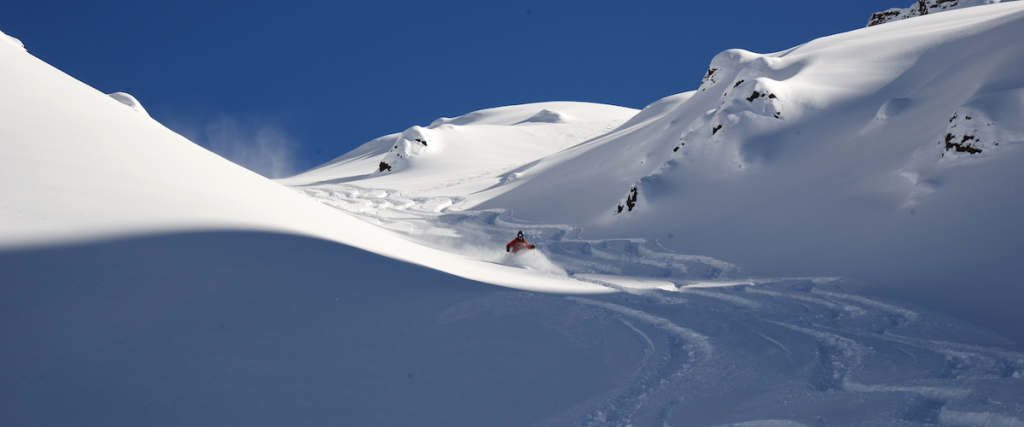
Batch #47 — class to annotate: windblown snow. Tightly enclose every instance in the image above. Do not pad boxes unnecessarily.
[2,3,1024,426]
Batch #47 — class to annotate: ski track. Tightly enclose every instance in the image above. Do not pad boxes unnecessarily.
[678,288,763,309]
[561,297,712,427]
[744,287,866,316]
[811,288,919,322]
[565,297,713,357]
[751,329,793,358]
[571,275,689,305]
[292,182,1024,426]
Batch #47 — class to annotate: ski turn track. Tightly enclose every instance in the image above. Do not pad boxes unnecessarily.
[292,182,1024,426]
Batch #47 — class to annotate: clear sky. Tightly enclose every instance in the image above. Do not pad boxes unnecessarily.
[3,0,903,177]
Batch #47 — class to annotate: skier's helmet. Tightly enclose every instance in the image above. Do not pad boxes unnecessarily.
[517,230,524,239]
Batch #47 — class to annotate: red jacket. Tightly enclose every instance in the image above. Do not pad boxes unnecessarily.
[506,237,535,253]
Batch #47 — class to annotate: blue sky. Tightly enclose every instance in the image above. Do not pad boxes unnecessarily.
[3,0,902,177]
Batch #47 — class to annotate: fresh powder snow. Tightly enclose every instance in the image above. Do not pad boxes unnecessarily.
[2,3,1024,426]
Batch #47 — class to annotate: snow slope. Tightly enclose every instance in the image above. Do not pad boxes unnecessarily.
[283,3,1024,344]
[4,3,1024,425]
[0,33,610,294]
[0,232,643,426]
[7,235,1024,426]
[279,101,637,197]
[469,2,1024,341]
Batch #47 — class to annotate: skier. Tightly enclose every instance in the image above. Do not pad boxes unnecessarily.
[506,230,536,253]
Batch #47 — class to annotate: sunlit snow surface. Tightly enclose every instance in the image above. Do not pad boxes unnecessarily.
[3,3,1024,426]
[276,3,1024,423]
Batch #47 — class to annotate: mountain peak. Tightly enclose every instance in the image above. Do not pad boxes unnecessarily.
[867,0,1014,26]
[515,109,568,124]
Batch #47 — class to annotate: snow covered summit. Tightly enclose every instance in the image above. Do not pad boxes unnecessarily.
[479,3,1024,287]
[867,0,1018,26]
[280,101,637,197]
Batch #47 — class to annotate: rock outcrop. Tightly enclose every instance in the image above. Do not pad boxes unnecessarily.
[867,0,1010,26]
[373,126,435,174]
[939,109,995,158]
[615,185,638,214]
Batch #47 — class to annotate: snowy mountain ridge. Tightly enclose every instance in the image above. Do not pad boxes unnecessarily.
[0,29,25,52]
[867,0,1016,26]
[281,101,637,197]
[470,3,1024,283]
[0,33,618,294]
[287,2,1024,345]
[107,91,151,117]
